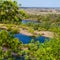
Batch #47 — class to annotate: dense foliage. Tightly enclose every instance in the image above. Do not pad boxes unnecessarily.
[0,30,60,60]
[0,0,24,24]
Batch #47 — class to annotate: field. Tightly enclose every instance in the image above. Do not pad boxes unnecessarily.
[20,7,60,15]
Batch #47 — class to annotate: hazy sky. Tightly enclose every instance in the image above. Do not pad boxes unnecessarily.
[16,0,60,7]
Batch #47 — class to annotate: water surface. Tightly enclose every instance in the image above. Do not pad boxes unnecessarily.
[22,20,39,24]
[14,33,49,44]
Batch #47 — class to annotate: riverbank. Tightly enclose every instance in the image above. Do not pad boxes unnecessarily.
[0,24,54,38]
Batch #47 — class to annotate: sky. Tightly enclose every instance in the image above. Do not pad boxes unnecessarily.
[17,0,60,7]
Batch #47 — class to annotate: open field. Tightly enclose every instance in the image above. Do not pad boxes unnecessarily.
[20,7,60,15]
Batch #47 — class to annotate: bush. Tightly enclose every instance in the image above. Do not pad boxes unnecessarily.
[24,38,60,60]
[0,0,22,24]
[10,28,19,34]
[28,28,34,34]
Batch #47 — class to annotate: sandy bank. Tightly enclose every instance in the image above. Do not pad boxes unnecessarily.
[19,28,54,38]
[0,24,54,38]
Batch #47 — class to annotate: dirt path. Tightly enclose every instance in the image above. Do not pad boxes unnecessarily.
[19,28,33,36]
[19,28,54,38]
[34,31,54,38]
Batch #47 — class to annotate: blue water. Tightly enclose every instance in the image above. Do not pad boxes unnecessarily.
[14,33,49,44]
[5,33,49,60]
[22,20,39,24]
[14,33,49,60]
[14,56,24,60]
[36,36,49,43]
[14,33,32,44]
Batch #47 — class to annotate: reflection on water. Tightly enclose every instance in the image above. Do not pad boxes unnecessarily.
[36,36,49,43]
[22,20,39,24]
[4,56,24,60]
[14,33,49,44]
[14,56,24,60]
[14,33,32,44]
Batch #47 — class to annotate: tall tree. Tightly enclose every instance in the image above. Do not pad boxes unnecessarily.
[0,0,22,23]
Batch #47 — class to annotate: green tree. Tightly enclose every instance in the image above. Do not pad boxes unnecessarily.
[0,0,22,24]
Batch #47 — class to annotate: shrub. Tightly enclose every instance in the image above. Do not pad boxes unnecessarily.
[10,28,19,34]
